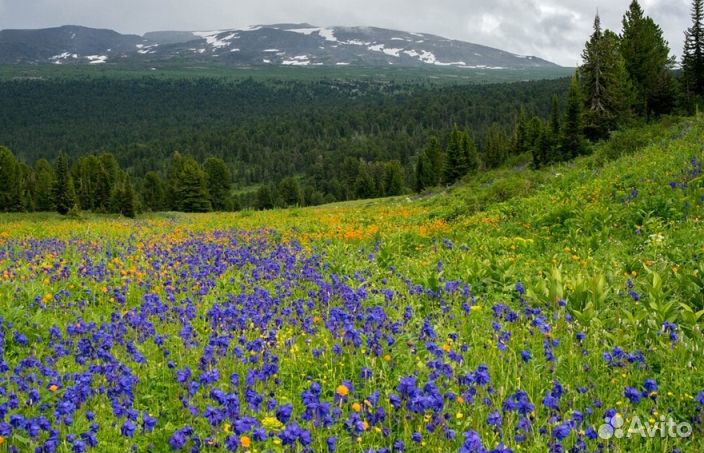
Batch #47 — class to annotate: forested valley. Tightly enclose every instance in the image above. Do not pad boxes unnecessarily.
[1,0,703,214]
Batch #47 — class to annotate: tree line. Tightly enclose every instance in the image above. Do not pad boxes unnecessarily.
[414,0,704,193]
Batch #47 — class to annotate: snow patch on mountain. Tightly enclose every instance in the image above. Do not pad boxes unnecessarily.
[193,30,237,49]
[86,55,107,64]
[403,49,437,64]
[50,52,79,64]
[282,55,311,65]
[285,27,321,36]
[368,44,403,57]
[318,28,338,43]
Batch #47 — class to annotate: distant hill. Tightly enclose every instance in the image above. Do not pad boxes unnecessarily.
[0,24,560,69]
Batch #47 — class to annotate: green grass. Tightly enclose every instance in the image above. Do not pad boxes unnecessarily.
[0,115,703,452]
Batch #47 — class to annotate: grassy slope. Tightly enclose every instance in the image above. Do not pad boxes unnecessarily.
[1,115,703,452]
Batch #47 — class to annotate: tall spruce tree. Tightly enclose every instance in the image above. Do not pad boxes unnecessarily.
[111,176,137,218]
[203,157,232,210]
[484,123,509,169]
[255,184,274,210]
[18,163,35,211]
[384,160,405,196]
[581,15,633,140]
[94,166,113,212]
[424,136,443,186]
[415,151,433,193]
[683,0,704,98]
[175,157,211,213]
[0,146,22,212]
[531,121,551,169]
[167,152,187,210]
[354,164,376,199]
[278,176,304,207]
[142,172,166,212]
[443,126,469,184]
[549,96,561,146]
[72,155,100,211]
[620,0,676,116]
[121,178,137,218]
[512,106,529,155]
[52,153,77,215]
[561,74,587,159]
[33,159,55,211]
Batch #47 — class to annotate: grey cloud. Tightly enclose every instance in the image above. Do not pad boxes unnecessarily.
[0,0,693,65]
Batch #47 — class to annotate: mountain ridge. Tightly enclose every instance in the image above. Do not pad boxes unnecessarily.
[0,23,561,69]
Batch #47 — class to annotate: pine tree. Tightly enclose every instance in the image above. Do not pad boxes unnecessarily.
[415,151,432,193]
[73,155,100,211]
[255,185,274,210]
[424,136,443,186]
[121,178,137,218]
[531,121,551,169]
[166,152,187,210]
[175,157,211,213]
[620,0,675,116]
[463,130,481,173]
[561,74,587,159]
[33,159,55,211]
[683,0,704,98]
[512,106,529,155]
[384,161,405,196]
[484,123,509,169]
[0,146,23,212]
[526,115,545,153]
[581,15,634,139]
[549,96,561,139]
[111,176,137,218]
[278,176,304,207]
[94,166,112,212]
[142,172,166,211]
[52,153,77,215]
[203,157,232,210]
[443,126,469,184]
[354,164,376,199]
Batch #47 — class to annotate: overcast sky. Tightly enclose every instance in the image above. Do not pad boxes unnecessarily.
[0,0,693,66]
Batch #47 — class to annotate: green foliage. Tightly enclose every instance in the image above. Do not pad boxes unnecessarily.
[0,76,569,204]
[383,161,405,196]
[424,136,444,187]
[561,74,587,159]
[484,123,510,169]
[203,157,232,211]
[32,159,55,211]
[581,16,635,139]
[354,164,376,199]
[111,176,138,218]
[443,126,479,184]
[255,184,275,210]
[682,0,704,100]
[414,150,433,193]
[52,153,77,216]
[0,146,23,212]
[621,0,676,116]
[141,171,166,212]
[172,156,211,213]
[0,115,702,453]
[278,176,304,207]
[511,105,529,155]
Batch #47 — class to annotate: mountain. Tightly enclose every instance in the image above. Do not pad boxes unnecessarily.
[0,24,560,69]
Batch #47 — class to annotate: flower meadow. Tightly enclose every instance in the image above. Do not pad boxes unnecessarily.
[1,118,704,453]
